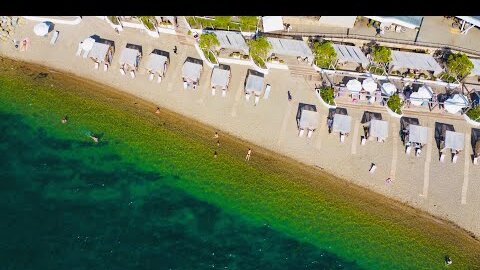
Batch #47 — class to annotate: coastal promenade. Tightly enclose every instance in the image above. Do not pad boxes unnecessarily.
[2,16,479,237]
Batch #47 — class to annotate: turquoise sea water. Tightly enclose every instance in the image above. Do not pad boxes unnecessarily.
[0,111,359,269]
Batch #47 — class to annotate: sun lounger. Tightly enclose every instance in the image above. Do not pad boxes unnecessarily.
[369,164,377,173]
[452,154,458,163]
[245,93,251,101]
[183,81,188,89]
[211,87,216,96]
[416,148,422,157]
[76,47,82,56]
[82,49,89,58]
[440,152,445,162]
[307,129,313,138]
[377,137,384,143]
[157,76,162,83]
[361,137,366,145]
[298,129,305,137]
[193,84,197,90]
[130,70,135,78]
[406,146,411,155]
[50,31,59,45]
[94,62,99,69]
[119,68,126,76]
[263,84,271,99]
[474,157,478,165]
[148,73,154,81]
[103,64,108,72]
[254,95,260,105]
[222,88,227,97]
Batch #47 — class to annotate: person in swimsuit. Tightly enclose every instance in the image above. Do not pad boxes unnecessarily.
[61,116,68,124]
[245,148,252,161]
[155,107,160,114]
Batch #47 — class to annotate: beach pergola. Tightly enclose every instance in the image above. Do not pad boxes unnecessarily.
[455,16,480,35]
[332,114,352,135]
[210,64,231,96]
[331,44,370,69]
[442,130,465,152]
[146,50,169,82]
[369,119,389,141]
[245,70,264,96]
[297,104,319,138]
[408,124,428,145]
[182,58,203,87]
[364,16,423,29]
[389,50,443,76]
[88,39,114,70]
[318,16,357,28]
[267,37,314,62]
[119,44,142,72]
[444,94,469,114]
[262,16,284,32]
[207,30,249,54]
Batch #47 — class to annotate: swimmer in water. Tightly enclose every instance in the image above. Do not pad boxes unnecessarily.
[89,135,99,143]
[61,116,68,124]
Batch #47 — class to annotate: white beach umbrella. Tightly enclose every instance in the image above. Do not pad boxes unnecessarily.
[381,82,397,96]
[410,85,433,106]
[81,37,95,51]
[33,22,49,36]
[444,94,469,114]
[346,79,362,93]
[362,78,377,93]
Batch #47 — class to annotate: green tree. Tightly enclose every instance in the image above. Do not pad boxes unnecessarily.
[313,41,337,69]
[371,45,392,65]
[138,16,156,31]
[248,37,272,60]
[239,16,259,31]
[198,33,220,52]
[387,93,403,114]
[446,52,474,80]
[214,16,232,28]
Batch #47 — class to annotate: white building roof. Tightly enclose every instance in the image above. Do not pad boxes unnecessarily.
[364,16,423,29]
[119,47,140,67]
[469,58,480,76]
[262,16,284,32]
[245,73,264,94]
[267,37,313,59]
[332,44,369,66]
[88,42,110,63]
[319,16,357,28]
[299,109,319,130]
[390,50,443,75]
[182,61,203,82]
[211,67,230,88]
[146,53,168,75]
[208,30,249,54]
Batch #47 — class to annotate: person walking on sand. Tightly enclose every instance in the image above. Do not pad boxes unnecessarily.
[155,107,160,114]
[217,140,220,147]
[61,116,68,124]
[245,148,252,161]
[89,134,99,143]
[214,132,219,139]
[173,46,178,54]
[214,151,218,158]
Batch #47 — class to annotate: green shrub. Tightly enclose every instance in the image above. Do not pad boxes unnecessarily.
[138,16,156,31]
[107,16,120,25]
[319,87,335,105]
[313,41,336,69]
[248,37,271,69]
[239,16,259,31]
[371,45,392,65]
[387,93,403,114]
[439,72,457,83]
[466,106,480,122]
[368,64,385,75]
[199,33,220,52]
[446,52,474,80]
[251,54,267,69]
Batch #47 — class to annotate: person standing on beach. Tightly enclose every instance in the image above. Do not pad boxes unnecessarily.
[245,148,252,161]
[214,151,218,158]
[173,46,177,54]
[155,107,160,114]
[327,117,333,134]
[217,140,220,147]
[214,132,219,139]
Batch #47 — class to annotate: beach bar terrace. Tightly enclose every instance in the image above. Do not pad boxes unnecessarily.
[332,44,370,71]
[389,50,443,78]
[266,37,314,64]
[182,57,203,90]
[119,43,142,78]
[87,38,114,71]
[206,30,249,58]
[146,49,169,83]
[210,64,231,96]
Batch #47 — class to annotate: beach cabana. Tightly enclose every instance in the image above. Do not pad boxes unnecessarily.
[146,49,169,83]
[472,128,480,164]
[332,44,370,69]
[441,130,465,163]
[207,30,249,55]
[267,37,314,63]
[444,94,469,114]
[245,70,265,104]
[410,85,433,106]
[435,122,458,162]
[119,43,142,78]
[182,57,203,90]
[297,103,319,138]
[389,50,443,77]
[262,16,284,32]
[332,114,352,142]
[406,124,428,156]
[364,16,423,29]
[88,38,114,71]
[210,64,231,96]
[319,16,357,28]
[361,111,386,143]
[400,117,420,144]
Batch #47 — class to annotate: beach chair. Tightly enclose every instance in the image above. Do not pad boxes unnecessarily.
[340,134,345,143]
[211,86,216,96]
[263,84,271,99]
[157,76,162,83]
[94,62,99,70]
[452,154,458,164]
[82,49,89,58]
[130,70,135,78]
[103,63,108,72]
[440,152,445,162]
[50,31,59,45]
[406,146,411,155]
[254,95,260,105]
[474,157,478,165]
[369,164,377,173]
[183,81,188,89]
[222,88,227,97]
[245,93,251,101]
[298,129,305,137]
[416,148,422,157]
[361,137,367,145]
[377,137,384,143]
[148,73,154,81]
[307,129,313,138]
[193,84,197,91]
[76,46,82,56]
[119,68,126,76]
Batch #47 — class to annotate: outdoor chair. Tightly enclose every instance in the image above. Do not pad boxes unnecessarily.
[264,84,271,99]
[193,84,197,90]
[148,73,154,81]
[245,93,251,101]
[298,129,305,137]
[103,63,108,72]
[340,134,345,143]
[76,46,82,56]
[416,148,422,157]
[183,81,188,89]
[94,62,99,70]
[211,87,216,96]
[82,49,89,58]
[157,76,162,83]
[452,154,458,163]
[307,129,313,138]
[50,31,59,45]
[361,137,367,145]
[440,152,445,162]
[254,95,260,106]
[406,146,412,155]
[222,89,227,97]
[474,157,478,165]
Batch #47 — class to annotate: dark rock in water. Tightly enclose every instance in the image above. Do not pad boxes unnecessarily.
[34,72,48,79]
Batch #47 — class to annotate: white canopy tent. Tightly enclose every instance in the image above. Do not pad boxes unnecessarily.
[346,79,362,92]
[332,114,352,133]
[456,16,480,35]
[262,16,284,32]
[369,119,389,139]
[211,67,230,88]
[182,61,203,83]
[390,50,443,76]
[408,124,428,145]
[33,22,50,36]
[208,30,249,54]
[362,78,377,93]
[81,37,95,52]
[267,37,314,61]
[146,53,168,75]
[319,16,357,29]
[88,42,111,63]
[332,44,369,67]
[381,82,397,96]
[443,130,465,151]
[364,16,423,29]
[299,110,319,130]
[245,72,264,95]
[410,85,433,106]
[469,58,480,76]
[119,47,140,68]
[444,94,469,114]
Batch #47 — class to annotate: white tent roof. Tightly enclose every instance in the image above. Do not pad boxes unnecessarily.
[390,50,443,75]
[33,22,49,36]
[88,42,110,62]
[262,16,284,32]
[469,58,480,76]
[408,124,428,144]
[364,16,423,29]
[267,37,313,59]
[119,47,140,67]
[182,61,203,83]
[381,82,396,96]
[211,67,230,88]
[346,79,362,92]
[146,53,168,74]
[245,73,264,94]
[362,78,377,93]
[457,16,480,28]
[332,114,352,133]
[444,130,465,151]
[209,30,249,54]
[319,16,357,28]
[332,44,369,66]
[299,109,319,130]
[444,94,469,114]
[410,85,433,106]
[370,119,389,139]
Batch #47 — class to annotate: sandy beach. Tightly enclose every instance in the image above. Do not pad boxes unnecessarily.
[1,16,479,240]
